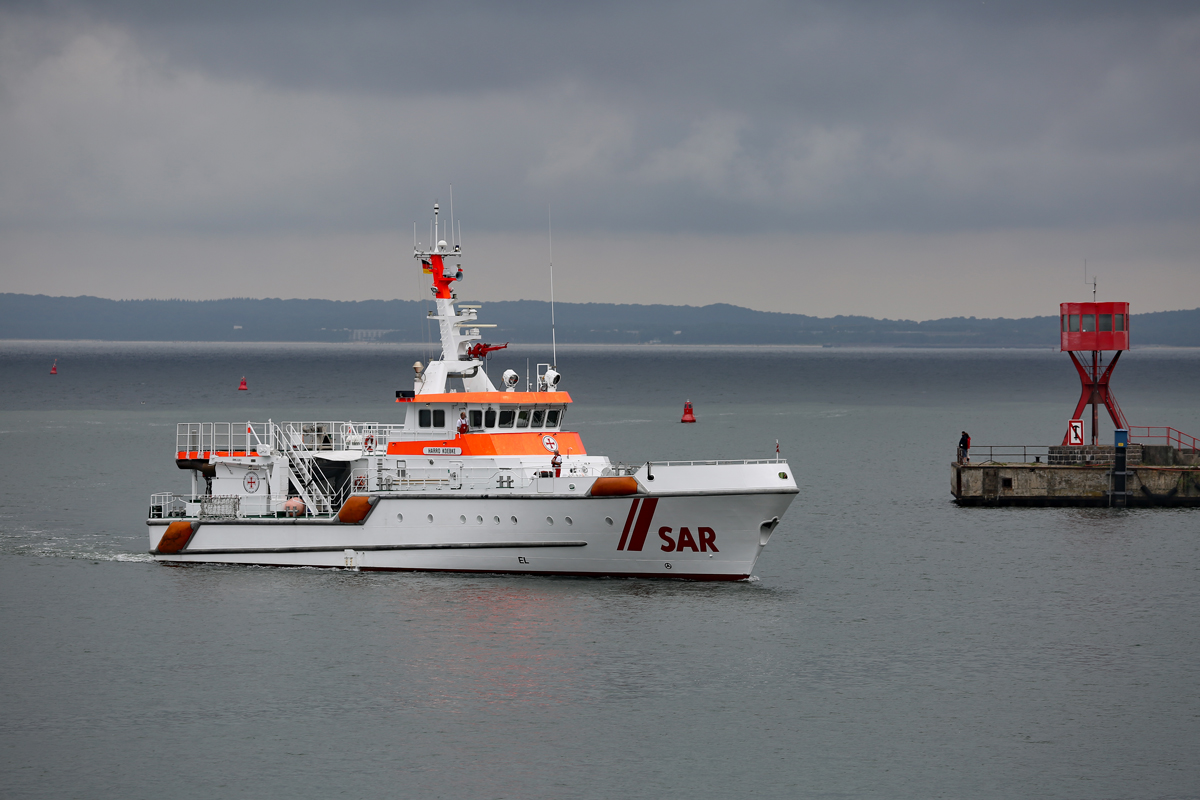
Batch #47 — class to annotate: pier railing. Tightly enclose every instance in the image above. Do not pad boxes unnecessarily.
[964,446,1051,465]
[1129,426,1199,452]
[964,445,1145,466]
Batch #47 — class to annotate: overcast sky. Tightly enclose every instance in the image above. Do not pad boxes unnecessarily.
[1,1,1197,319]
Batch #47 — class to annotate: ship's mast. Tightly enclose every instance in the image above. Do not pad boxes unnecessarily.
[412,202,498,394]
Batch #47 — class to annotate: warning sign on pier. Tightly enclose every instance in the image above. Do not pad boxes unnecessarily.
[1067,419,1084,446]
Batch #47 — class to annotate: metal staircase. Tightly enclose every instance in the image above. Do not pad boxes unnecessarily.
[274,422,339,516]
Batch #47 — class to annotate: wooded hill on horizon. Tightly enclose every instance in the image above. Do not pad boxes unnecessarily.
[2,293,1198,348]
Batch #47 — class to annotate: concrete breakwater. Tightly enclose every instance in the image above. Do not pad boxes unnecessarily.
[952,446,1200,507]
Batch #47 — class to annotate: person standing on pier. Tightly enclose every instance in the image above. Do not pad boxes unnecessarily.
[958,431,971,464]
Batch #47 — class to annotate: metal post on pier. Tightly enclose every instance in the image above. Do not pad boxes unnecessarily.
[1111,428,1128,508]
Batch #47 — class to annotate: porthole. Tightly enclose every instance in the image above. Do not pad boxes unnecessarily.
[459,514,467,524]
[396,513,404,523]
[568,483,575,490]
[546,516,554,525]
[779,472,788,479]
[493,515,501,524]
[510,515,518,524]
[565,516,573,525]
[476,515,484,524]
[604,516,614,525]
[427,514,434,523]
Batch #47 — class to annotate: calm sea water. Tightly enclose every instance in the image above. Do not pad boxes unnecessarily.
[2,341,1199,800]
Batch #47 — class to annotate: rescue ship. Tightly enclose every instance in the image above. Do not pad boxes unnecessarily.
[146,205,799,579]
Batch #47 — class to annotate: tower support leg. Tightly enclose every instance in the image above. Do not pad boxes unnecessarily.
[1062,351,1128,445]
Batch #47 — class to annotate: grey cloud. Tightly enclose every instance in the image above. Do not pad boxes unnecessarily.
[0,0,1196,236]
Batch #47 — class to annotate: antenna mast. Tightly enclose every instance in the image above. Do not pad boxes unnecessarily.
[549,203,557,368]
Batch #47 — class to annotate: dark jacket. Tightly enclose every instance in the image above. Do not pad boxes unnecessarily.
[958,433,970,450]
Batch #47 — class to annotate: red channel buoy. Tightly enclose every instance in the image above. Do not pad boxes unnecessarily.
[50,359,57,375]
[238,376,248,391]
[681,400,696,423]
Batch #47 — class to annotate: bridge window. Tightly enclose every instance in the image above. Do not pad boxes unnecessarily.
[485,409,497,428]
[531,409,545,427]
[1081,314,1095,332]
[1068,314,1079,332]
[546,409,560,427]
[498,409,515,428]
[516,409,530,428]
[469,410,483,428]
[419,409,431,428]
[1115,313,1125,332]
[1099,313,1112,332]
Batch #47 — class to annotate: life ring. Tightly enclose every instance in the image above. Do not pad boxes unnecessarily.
[353,475,368,491]
[363,435,375,453]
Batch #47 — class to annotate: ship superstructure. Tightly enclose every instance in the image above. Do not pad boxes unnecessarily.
[147,205,799,578]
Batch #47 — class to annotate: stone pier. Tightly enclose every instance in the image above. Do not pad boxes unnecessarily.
[952,446,1200,507]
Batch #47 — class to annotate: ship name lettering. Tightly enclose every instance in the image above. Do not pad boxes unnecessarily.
[658,526,718,553]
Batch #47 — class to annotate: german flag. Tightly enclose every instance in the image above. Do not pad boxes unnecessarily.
[421,259,432,274]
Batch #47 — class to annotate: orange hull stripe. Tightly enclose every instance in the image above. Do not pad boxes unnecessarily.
[386,432,586,457]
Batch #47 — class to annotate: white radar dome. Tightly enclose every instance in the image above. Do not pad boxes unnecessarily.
[437,240,448,251]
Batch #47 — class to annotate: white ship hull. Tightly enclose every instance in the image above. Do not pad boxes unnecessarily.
[146,205,800,580]
[149,484,796,580]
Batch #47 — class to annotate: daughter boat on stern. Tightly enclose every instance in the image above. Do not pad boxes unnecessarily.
[147,206,798,578]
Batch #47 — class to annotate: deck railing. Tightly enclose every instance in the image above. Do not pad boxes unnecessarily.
[175,420,411,456]
[176,422,275,455]
[149,492,339,520]
[647,459,787,467]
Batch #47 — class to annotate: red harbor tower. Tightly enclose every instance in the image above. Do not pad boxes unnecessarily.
[1059,301,1130,445]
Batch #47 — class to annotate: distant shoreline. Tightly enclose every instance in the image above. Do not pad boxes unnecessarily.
[4,339,1199,352]
[2,294,1198,347]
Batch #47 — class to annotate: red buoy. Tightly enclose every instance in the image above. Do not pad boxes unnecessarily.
[681,400,696,423]
[50,359,57,375]
[238,376,248,391]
